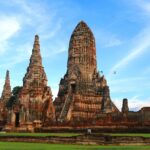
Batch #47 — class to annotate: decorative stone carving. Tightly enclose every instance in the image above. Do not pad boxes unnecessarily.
[18,35,55,123]
[54,21,119,122]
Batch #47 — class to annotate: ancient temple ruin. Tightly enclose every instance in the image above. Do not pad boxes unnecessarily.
[0,70,12,124]
[54,21,119,122]
[18,35,55,123]
[0,21,150,132]
[0,70,12,105]
[2,35,55,130]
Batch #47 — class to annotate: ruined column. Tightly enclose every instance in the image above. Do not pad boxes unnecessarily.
[122,98,129,113]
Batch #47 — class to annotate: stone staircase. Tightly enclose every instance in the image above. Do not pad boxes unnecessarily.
[59,93,73,121]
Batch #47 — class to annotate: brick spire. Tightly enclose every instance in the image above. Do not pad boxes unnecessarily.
[1,70,11,103]
[29,34,42,68]
[23,35,47,88]
[19,35,55,122]
[67,21,97,81]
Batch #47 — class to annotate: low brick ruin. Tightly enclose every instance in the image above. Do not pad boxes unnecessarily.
[0,134,150,145]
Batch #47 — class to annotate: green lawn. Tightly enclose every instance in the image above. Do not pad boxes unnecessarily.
[0,132,80,137]
[107,133,150,138]
[0,142,150,150]
[1,132,150,138]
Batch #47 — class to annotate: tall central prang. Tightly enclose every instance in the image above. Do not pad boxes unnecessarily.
[54,21,119,122]
[67,21,97,81]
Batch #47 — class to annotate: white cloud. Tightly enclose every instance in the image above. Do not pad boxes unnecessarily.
[142,67,150,75]
[51,43,67,55]
[51,88,58,100]
[0,17,20,41]
[16,0,63,53]
[40,20,62,40]
[124,0,150,15]
[0,37,67,69]
[50,84,59,100]
[107,76,150,108]
[108,76,150,111]
[113,96,150,111]
[0,16,20,55]
[0,0,64,68]
[110,26,150,74]
[0,42,32,69]
[95,29,123,48]
[135,0,150,14]
[105,38,122,48]
[13,0,62,37]
[108,76,150,93]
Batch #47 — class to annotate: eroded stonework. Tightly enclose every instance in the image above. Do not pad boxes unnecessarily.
[18,35,55,124]
[2,35,55,130]
[0,21,150,131]
[54,21,119,122]
[1,70,11,104]
[0,70,12,123]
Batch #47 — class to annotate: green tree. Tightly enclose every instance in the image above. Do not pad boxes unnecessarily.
[6,86,22,109]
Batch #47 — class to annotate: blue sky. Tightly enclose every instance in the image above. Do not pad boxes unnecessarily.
[0,0,150,111]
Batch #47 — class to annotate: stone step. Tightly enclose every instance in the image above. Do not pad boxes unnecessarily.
[59,94,73,120]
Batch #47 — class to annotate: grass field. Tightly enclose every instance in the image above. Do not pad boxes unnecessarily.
[0,132,150,138]
[0,132,80,137]
[0,142,150,150]
[106,133,150,138]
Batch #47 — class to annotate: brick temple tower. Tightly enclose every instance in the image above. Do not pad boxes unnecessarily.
[1,70,12,104]
[54,21,119,122]
[18,35,55,123]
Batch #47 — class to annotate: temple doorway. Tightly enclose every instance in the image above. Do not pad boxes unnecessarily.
[15,112,20,127]
[71,83,76,93]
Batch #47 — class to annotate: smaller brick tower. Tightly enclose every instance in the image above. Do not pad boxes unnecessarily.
[1,70,12,104]
[18,35,55,123]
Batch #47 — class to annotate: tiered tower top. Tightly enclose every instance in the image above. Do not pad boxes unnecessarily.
[67,21,97,81]
[23,35,47,89]
[29,35,43,68]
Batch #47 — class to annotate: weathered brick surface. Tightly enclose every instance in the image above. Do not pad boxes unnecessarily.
[54,21,119,123]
